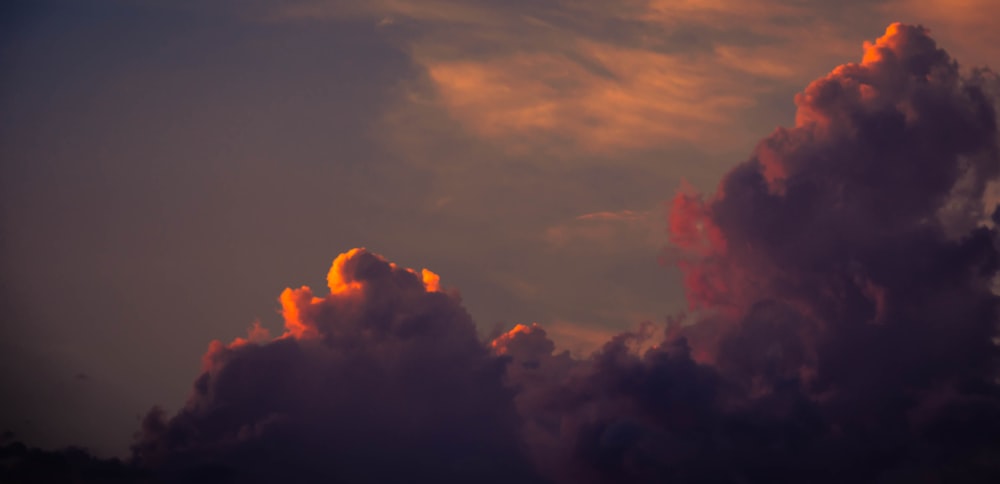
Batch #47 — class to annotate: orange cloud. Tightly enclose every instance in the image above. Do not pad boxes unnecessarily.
[267,0,996,157]
[279,285,319,339]
[884,0,1000,68]
[326,247,366,295]
[490,323,544,356]
[269,0,874,155]
[426,42,757,154]
[205,249,449,358]
[421,268,442,292]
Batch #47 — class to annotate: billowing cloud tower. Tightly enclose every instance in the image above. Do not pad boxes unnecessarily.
[497,23,1000,483]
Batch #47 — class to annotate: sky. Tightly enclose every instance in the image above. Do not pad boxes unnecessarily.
[2,0,1000,482]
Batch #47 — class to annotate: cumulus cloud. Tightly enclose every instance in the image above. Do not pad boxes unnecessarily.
[885,0,1000,68]
[477,22,1000,483]
[131,249,543,483]
[661,22,1000,481]
[10,23,1000,484]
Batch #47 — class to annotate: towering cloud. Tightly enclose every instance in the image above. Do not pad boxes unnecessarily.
[668,22,1000,399]
[495,22,1000,483]
[5,23,999,484]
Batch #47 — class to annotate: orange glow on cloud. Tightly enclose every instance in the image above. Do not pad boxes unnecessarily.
[421,268,441,292]
[793,23,949,134]
[490,323,540,355]
[860,23,908,66]
[403,0,862,154]
[327,248,366,295]
[268,0,998,157]
[227,321,273,349]
[200,249,456,371]
[882,0,1000,68]
[280,286,317,339]
[425,42,756,154]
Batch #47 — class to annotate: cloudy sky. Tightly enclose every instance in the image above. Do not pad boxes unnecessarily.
[2,0,999,465]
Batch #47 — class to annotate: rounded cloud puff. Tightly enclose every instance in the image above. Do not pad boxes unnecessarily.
[133,248,542,484]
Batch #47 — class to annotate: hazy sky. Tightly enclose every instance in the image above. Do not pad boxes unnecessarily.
[2,0,998,458]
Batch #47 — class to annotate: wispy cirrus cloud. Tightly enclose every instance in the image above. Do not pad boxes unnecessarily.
[152,0,997,158]
[544,209,663,250]
[267,0,880,155]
